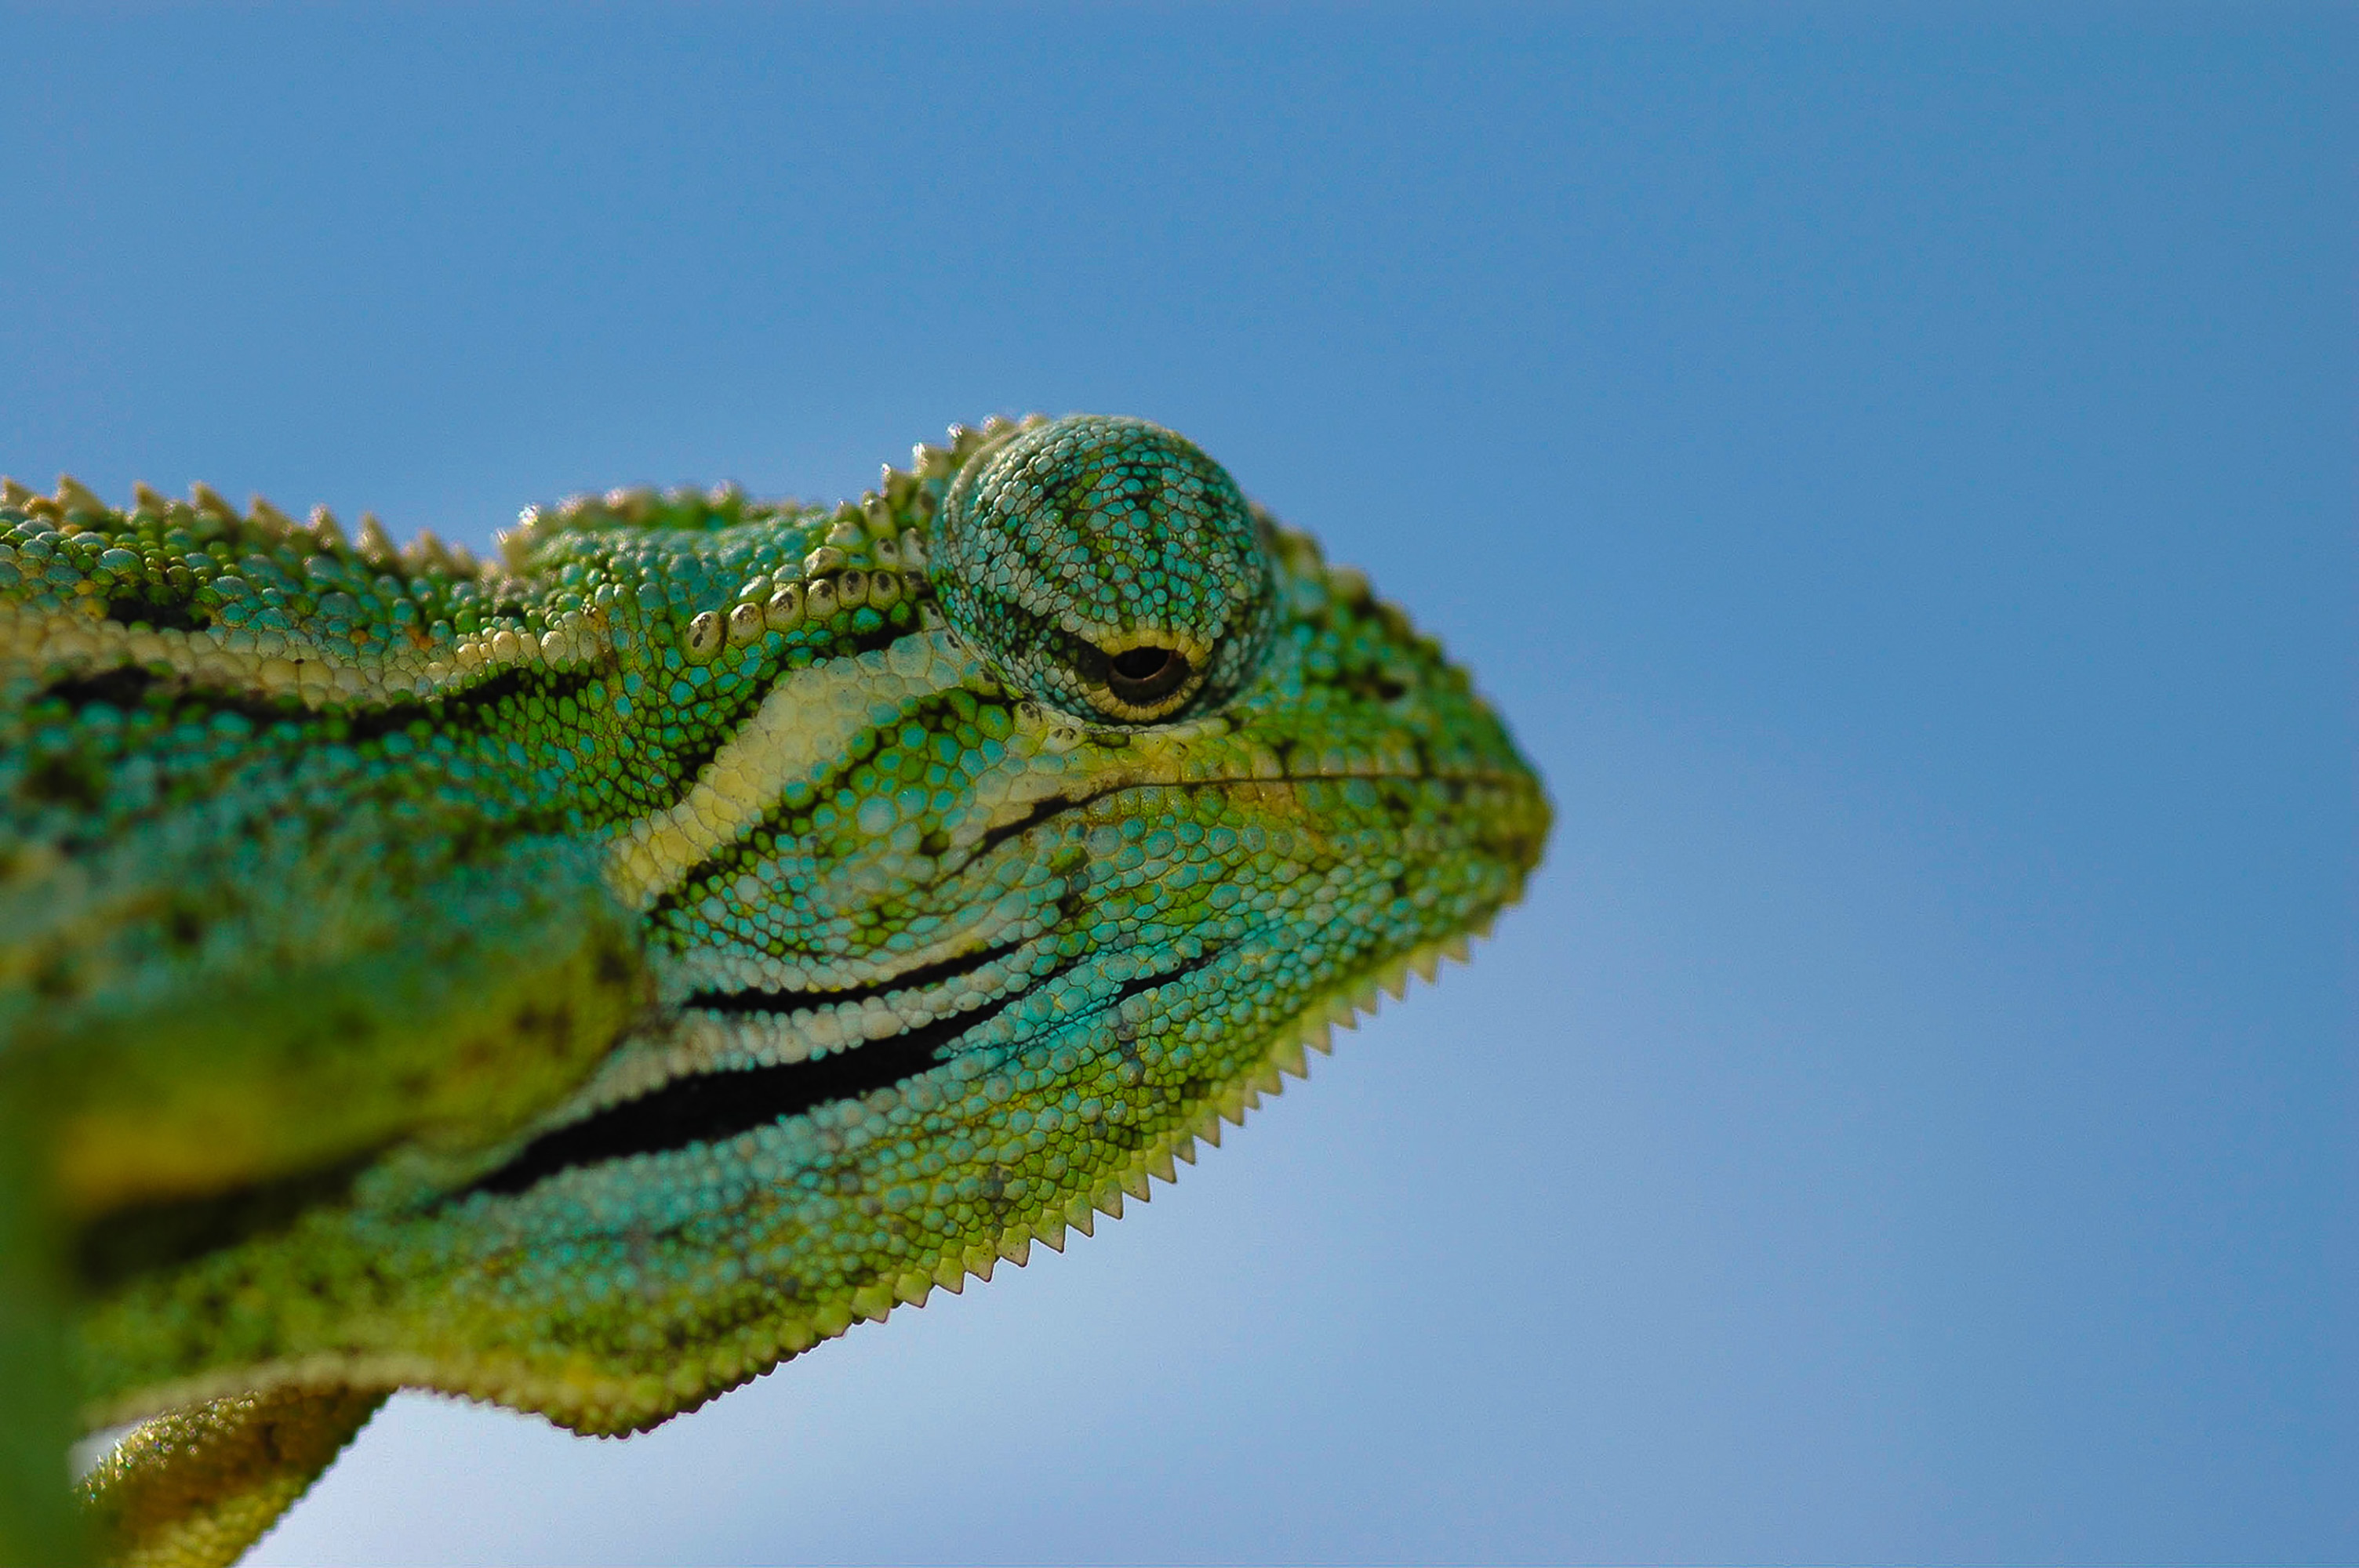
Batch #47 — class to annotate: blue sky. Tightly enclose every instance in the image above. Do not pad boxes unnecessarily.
[5,5,2350,1563]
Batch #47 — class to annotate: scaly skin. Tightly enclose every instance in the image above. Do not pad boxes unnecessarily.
[0,416,1548,1565]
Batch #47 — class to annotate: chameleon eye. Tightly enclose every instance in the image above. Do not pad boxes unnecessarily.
[932,415,1276,725]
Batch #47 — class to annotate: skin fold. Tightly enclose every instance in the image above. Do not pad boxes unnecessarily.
[0,415,1548,1565]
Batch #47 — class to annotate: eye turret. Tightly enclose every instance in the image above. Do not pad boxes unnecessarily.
[931,416,1276,724]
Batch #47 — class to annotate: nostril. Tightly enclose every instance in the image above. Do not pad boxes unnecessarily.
[1103,644,1192,706]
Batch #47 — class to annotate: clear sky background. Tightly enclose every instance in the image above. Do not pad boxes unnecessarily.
[5,5,2351,1563]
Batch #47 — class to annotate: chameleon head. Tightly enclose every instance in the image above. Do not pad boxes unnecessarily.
[64,414,1551,1448]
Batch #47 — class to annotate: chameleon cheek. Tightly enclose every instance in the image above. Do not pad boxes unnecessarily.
[929,414,1276,726]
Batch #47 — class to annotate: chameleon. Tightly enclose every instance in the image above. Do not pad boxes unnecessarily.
[0,413,1549,1566]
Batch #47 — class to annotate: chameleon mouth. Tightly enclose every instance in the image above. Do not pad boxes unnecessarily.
[966,762,1537,862]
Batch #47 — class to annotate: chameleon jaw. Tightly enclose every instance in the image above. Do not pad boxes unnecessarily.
[76,906,1519,1441]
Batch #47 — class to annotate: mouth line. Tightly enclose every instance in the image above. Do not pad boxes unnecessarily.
[972,765,1529,858]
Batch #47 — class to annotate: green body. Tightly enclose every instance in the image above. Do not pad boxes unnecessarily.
[0,416,1547,1564]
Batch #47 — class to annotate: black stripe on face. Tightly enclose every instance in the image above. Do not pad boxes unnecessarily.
[21,662,612,853]
[31,659,602,741]
[347,666,602,741]
[971,782,1134,859]
[463,953,1077,1199]
[643,686,993,927]
[461,946,1226,1201]
[635,619,939,818]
